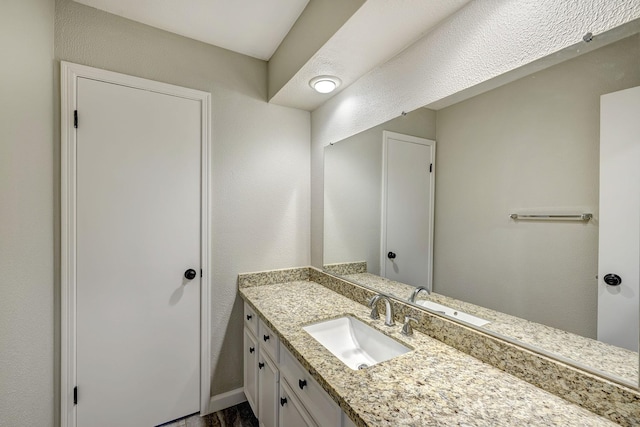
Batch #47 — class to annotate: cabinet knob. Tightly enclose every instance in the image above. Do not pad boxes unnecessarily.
[298,379,307,390]
[184,269,197,280]
[387,251,397,259]
[263,335,270,342]
[246,314,252,320]
[258,362,264,369]
[249,347,255,354]
[280,397,287,407]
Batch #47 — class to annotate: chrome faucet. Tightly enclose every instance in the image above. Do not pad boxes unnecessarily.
[368,294,395,326]
[408,286,430,303]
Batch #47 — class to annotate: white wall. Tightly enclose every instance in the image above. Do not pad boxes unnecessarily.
[0,0,55,426]
[310,0,640,266]
[323,109,435,272]
[56,0,310,409]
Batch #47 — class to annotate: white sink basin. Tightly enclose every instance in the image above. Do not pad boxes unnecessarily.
[416,300,490,327]
[303,316,411,370]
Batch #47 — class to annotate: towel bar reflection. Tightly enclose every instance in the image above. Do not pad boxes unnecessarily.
[509,213,593,221]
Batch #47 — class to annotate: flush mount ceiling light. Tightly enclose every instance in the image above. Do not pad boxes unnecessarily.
[309,75,341,94]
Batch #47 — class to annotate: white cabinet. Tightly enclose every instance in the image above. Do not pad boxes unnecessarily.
[279,344,341,427]
[258,352,279,427]
[259,319,279,363]
[243,328,258,415]
[243,302,354,427]
[279,379,317,427]
[245,302,280,427]
[245,302,258,336]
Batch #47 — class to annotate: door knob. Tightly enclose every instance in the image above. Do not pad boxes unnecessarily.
[184,269,197,280]
[387,252,397,259]
[603,274,622,286]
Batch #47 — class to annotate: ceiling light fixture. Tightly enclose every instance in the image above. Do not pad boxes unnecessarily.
[309,75,341,94]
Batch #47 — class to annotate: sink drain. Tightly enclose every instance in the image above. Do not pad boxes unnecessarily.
[357,363,369,370]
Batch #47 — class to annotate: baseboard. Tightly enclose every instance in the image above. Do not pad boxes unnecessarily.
[207,387,247,414]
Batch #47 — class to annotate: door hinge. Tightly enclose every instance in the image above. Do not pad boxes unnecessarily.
[74,110,78,129]
[73,386,78,405]
[200,269,203,278]
[429,163,433,173]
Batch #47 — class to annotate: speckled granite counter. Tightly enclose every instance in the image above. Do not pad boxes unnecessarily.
[239,277,615,426]
[341,272,639,385]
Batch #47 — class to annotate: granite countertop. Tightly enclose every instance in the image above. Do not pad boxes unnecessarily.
[240,279,615,427]
[343,272,638,384]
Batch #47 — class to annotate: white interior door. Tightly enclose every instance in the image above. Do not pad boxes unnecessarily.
[598,85,640,352]
[381,132,435,290]
[76,77,202,426]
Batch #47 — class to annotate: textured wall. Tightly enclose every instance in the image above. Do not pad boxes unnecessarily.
[434,35,640,338]
[311,0,640,267]
[55,0,310,406]
[0,0,55,426]
[323,109,436,272]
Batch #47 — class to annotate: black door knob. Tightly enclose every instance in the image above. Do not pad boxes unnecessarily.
[603,274,622,286]
[184,269,197,280]
[387,252,397,259]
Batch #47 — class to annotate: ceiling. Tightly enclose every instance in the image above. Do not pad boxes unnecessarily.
[73,0,472,111]
[73,0,310,60]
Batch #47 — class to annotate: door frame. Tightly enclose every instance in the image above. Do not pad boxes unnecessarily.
[60,61,212,426]
[380,131,436,292]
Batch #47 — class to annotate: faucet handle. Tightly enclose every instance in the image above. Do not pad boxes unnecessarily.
[368,295,381,320]
[401,316,418,336]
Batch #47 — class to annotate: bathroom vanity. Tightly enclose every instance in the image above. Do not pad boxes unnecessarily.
[238,267,631,426]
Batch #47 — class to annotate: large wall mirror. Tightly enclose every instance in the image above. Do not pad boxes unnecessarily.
[323,27,640,388]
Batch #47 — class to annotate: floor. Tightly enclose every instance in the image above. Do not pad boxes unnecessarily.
[161,402,258,427]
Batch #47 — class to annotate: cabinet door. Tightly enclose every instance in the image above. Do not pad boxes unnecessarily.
[279,380,316,427]
[279,344,341,426]
[243,328,258,416]
[258,353,279,427]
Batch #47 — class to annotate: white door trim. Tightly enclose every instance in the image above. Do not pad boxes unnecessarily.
[380,131,435,292]
[60,61,212,426]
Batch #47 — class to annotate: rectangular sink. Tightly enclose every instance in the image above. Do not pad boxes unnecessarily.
[303,316,411,370]
[416,300,490,327]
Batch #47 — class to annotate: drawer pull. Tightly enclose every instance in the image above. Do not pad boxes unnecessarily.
[298,379,307,390]
[280,397,287,407]
[258,362,265,369]
[246,314,253,320]
[263,335,270,342]
[249,347,255,354]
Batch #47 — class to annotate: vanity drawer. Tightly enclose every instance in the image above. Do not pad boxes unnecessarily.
[258,320,279,363]
[244,302,258,336]
[279,344,340,427]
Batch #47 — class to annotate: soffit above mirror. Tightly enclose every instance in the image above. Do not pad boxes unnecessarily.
[311,2,640,147]
[268,0,472,111]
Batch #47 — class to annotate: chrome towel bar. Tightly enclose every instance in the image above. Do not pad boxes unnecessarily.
[509,213,593,221]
